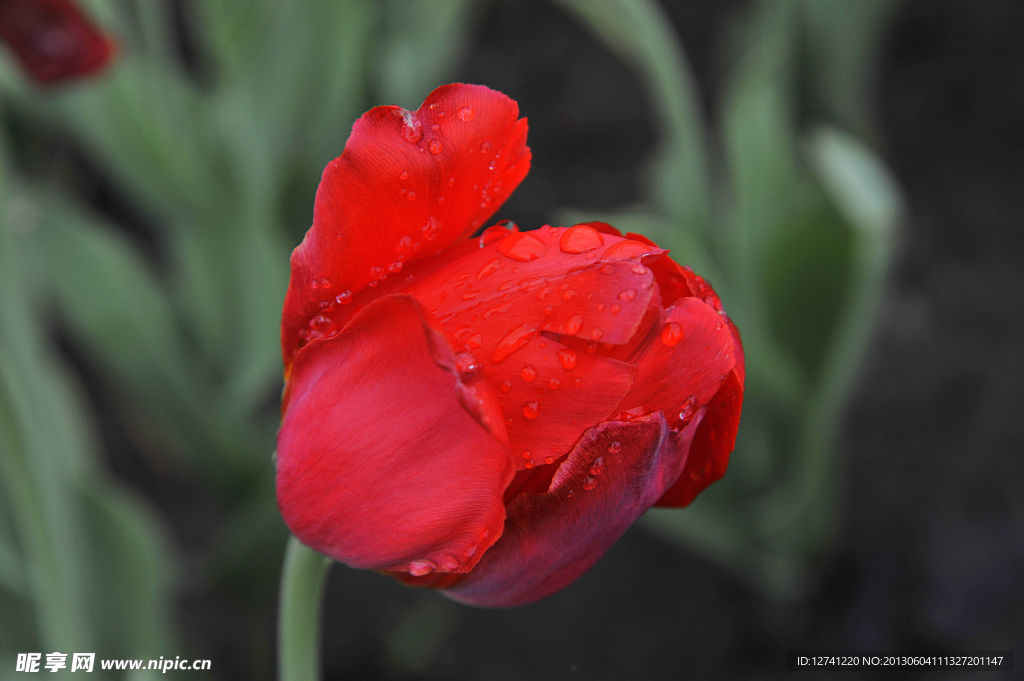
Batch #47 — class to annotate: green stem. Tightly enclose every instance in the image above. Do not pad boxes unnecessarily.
[278,536,332,681]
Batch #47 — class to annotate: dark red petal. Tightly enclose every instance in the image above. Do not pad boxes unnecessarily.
[277,295,515,576]
[282,83,531,368]
[0,0,114,84]
[445,412,699,607]
[656,370,743,506]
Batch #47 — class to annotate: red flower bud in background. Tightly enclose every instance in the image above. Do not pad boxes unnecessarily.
[0,0,114,84]
[277,84,744,607]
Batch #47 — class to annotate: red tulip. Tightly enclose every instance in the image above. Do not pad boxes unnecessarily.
[0,0,114,84]
[277,83,744,607]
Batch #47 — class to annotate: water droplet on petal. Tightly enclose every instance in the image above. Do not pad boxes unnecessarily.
[521,450,532,460]
[607,441,622,454]
[544,456,555,465]
[397,235,413,253]
[589,327,604,341]
[481,141,493,154]
[557,349,578,370]
[408,559,433,576]
[603,239,652,261]
[421,217,441,240]
[589,456,605,475]
[522,401,539,420]
[520,365,538,382]
[500,380,512,393]
[561,288,578,302]
[477,258,501,279]
[400,171,409,180]
[547,377,560,389]
[498,231,546,262]
[566,315,583,335]
[440,555,460,571]
[618,289,637,301]
[335,291,352,305]
[458,106,475,122]
[428,138,443,155]
[582,476,598,491]
[388,261,403,273]
[400,111,423,143]
[455,352,482,382]
[559,224,605,253]
[661,322,683,347]
[491,324,537,363]
[610,303,621,315]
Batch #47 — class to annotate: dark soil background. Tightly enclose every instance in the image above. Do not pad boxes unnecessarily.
[308,1,1023,679]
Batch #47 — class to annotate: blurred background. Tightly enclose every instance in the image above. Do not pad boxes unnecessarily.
[0,0,1020,679]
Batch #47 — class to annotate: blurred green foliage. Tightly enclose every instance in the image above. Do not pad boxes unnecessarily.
[0,0,900,677]
[558,0,902,596]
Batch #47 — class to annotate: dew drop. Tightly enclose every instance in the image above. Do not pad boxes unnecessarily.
[716,319,724,331]
[458,106,475,122]
[522,401,539,420]
[661,322,683,347]
[545,456,555,465]
[589,456,605,475]
[497,231,546,262]
[559,224,605,253]
[481,141,493,153]
[607,441,622,454]
[428,138,443,155]
[631,264,648,275]
[561,288,578,302]
[397,235,413,253]
[589,327,604,341]
[335,290,352,305]
[400,111,423,143]
[520,365,538,382]
[603,239,652,261]
[566,315,583,335]
[557,349,578,370]
[547,377,560,389]
[455,352,482,382]
[400,170,409,180]
[618,288,637,301]
[582,476,598,491]
[491,324,537,363]
[500,380,512,393]
[421,217,441,240]
[388,261,403,274]
[477,258,501,279]
[406,191,417,201]
[610,303,621,315]
[521,450,532,460]
[407,560,433,576]
[440,555,460,571]
[369,265,385,281]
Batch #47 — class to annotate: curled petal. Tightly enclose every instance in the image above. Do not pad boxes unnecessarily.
[445,412,699,607]
[282,83,531,368]
[277,295,515,575]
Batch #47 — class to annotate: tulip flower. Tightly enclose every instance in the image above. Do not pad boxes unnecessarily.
[277,83,744,607]
[0,0,114,84]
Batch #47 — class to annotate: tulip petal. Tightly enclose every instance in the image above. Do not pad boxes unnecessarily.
[656,371,743,507]
[0,0,115,84]
[445,412,699,607]
[277,295,516,575]
[618,297,744,506]
[282,83,531,368]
